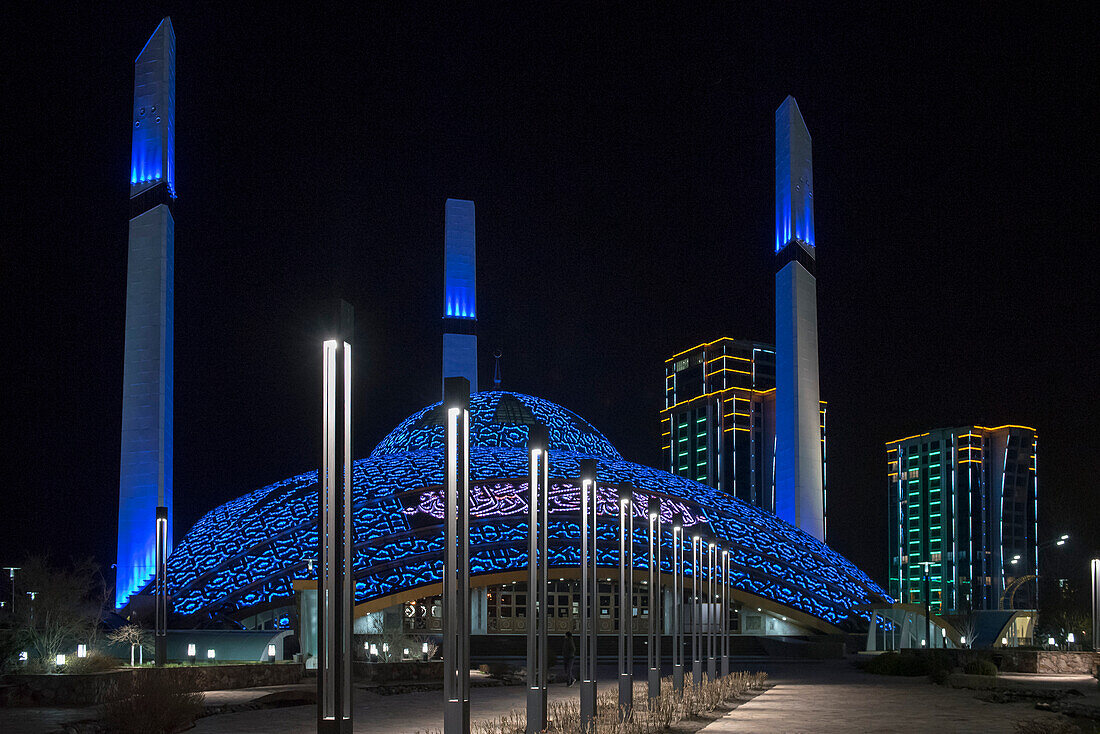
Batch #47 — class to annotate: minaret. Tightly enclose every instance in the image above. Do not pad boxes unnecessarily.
[117,17,176,609]
[442,199,478,394]
[774,96,825,541]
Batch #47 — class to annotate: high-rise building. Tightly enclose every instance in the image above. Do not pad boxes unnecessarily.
[117,18,176,609]
[886,425,1039,614]
[774,96,825,541]
[442,199,477,395]
[660,338,826,516]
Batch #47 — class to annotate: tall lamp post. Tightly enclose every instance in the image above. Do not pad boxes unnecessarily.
[617,485,634,718]
[672,515,684,691]
[707,541,716,681]
[647,497,661,699]
[154,506,168,666]
[720,546,729,676]
[579,459,598,731]
[919,560,932,648]
[3,568,19,616]
[691,534,702,685]
[1091,559,1099,652]
[443,376,471,734]
[526,425,549,734]
[318,300,354,734]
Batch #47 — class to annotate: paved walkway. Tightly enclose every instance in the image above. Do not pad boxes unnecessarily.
[699,661,1085,734]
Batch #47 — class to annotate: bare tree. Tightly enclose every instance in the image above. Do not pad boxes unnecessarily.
[8,556,106,669]
[107,624,151,667]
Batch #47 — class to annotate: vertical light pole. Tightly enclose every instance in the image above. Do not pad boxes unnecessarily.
[2,568,18,615]
[318,300,353,734]
[526,425,549,734]
[618,485,633,718]
[647,497,661,699]
[154,506,168,666]
[707,542,716,680]
[691,534,702,686]
[443,376,471,734]
[720,546,729,676]
[672,516,684,691]
[1091,559,1100,652]
[919,560,932,649]
[579,459,598,731]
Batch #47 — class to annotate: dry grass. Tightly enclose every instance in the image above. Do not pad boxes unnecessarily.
[102,671,205,733]
[471,670,768,734]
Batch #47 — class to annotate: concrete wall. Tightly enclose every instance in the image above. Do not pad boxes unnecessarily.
[1,662,303,707]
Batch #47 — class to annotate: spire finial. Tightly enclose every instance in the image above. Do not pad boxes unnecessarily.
[493,349,502,389]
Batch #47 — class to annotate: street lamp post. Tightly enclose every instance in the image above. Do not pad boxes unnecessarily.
[443,376,471,734]
[526,425,549,734]
[691,534,702,685]
[618,485,633,718]
[318,301,354,734]
[721,546,729,676]
[647,497,661,700]
[154,506,168,666]
[672,515,684,691]
[2,568,18,615]
[579,459,598,731]
[707,542,716,680]
[1091,559,1100,653]
[919,561,932,648]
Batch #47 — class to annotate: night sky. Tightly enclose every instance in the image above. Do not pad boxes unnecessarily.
[3,4,1097,597]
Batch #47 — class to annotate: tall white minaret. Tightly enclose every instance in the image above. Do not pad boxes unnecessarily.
[442,199,478,394]
[774,96,825,541]
[117,17,176,608]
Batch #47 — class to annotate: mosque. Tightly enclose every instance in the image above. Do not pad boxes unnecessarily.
[117,20,891,660]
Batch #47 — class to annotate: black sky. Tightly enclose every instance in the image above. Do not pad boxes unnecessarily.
[2,3,1097,596]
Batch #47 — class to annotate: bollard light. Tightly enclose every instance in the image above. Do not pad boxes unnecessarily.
[1001,637,1007,646]
[18,652,27,662]
[207,649,216,660]
[1067,633,1075,644]
[77,644,87,658]
[268,643,277,659]
[56,654,66,667]
[960,636,966,645]
[1047,637,1055,647]
[370,644,378,657]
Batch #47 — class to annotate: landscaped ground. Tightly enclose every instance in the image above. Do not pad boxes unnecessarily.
[2,659,1095,733]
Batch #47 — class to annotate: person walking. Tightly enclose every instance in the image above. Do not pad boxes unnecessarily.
[562,630,576,686]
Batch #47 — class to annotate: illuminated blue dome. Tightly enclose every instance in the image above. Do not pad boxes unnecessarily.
[167,393,889,631]
[370,391,621,459]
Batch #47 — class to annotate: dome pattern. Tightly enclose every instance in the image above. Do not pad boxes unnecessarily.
[370,391,621,460]
[166,394,890,629]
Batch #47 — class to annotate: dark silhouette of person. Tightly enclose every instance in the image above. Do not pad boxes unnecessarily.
[562,630,576,685]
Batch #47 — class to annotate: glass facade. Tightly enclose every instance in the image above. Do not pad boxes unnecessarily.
[887,425,1039,613]
[661,338,826,516]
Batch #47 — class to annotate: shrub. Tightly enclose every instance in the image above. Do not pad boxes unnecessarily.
[65,650,121,674]
[928,666,950,685]
[102,671,205,733]
[863,652,929,676]
[1013,718,1081,734]
[963,659,998,677]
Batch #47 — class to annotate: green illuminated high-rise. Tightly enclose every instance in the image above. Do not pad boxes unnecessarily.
[886,425,1039,613]
[660,337,827,517]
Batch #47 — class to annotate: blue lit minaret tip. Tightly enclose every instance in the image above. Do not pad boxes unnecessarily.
[442,199,478,393]
[129,17,175,198]
[775,96,814,254]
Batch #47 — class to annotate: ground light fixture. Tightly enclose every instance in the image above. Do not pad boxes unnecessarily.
[18,652,27,663]
[1001,637,1008,646]
[77,644,87,658]
[187,643,196,663]
[56,654,66,667]
[268,644,277,660]
[207,649,215,660]
[1067,633,1075,644]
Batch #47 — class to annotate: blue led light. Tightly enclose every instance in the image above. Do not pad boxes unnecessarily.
[164,393,890,628]
[775,96,815,253]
